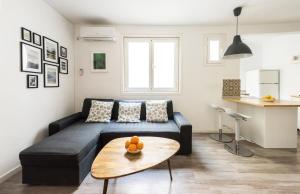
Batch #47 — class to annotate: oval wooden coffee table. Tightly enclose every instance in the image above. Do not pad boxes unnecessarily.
[91,136,180,194]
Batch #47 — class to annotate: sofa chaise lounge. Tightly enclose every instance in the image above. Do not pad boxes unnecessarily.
[19,98,192,185]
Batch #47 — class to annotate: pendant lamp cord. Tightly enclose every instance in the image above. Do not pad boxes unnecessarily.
[236,16,239,35]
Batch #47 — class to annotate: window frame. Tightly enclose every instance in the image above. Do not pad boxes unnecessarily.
[123,36,180,94]
[204,34,226,65]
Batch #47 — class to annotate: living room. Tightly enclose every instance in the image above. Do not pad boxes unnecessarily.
[1,0,300,194]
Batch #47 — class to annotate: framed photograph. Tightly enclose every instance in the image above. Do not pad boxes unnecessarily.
[44,63,59,87]
[33,33,41,46]
[27,74,38,88]
[43,36,59,64]
[60,46,67,58]
[20,42,42,73]
[91,52,107,72]
[21,27,31,42]
[59,58,68,74]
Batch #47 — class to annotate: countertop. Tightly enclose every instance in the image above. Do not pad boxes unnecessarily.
[224,97,300,107]
[291,95,300,98]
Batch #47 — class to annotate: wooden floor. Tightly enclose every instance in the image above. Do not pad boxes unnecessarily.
[1,133,300,194]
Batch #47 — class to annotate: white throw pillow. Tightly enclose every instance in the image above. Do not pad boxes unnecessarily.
[117,102,141,123]
[146,100,168,122]
[86,100,114,123]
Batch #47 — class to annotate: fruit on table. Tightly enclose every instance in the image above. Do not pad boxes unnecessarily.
[125,140,131,149]
[128,144,137,152]
[125,136,144,152]
[137,142,144,150]
[262,95,275,101]
[263,95,273,99]
[130,136,139,144]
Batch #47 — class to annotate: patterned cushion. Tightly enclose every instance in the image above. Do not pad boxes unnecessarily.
[146,100,168,122]
[117,102,141,123]
[86,100,114,123]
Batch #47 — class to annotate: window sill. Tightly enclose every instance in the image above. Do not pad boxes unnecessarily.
[204,62,225,67]
[121,90,181,96]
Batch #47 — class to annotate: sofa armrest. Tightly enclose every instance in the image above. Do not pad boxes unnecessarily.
[173,112,192,154]
[49,112,82,136]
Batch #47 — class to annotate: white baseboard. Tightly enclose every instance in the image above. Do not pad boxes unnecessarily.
[0,165,21,184]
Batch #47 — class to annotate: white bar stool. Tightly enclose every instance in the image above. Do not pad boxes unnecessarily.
[224,110,253,157]
[209,104,233,143]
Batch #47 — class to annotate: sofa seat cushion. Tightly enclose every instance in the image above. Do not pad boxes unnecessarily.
[20,120,108,167]
[100,120,180,146]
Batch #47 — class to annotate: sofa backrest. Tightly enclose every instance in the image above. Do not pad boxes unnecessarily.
[81,98,174,120]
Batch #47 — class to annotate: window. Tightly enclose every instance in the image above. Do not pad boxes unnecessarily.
[124,37,179,93]
[205,34,225,64]
[209,40,220,62]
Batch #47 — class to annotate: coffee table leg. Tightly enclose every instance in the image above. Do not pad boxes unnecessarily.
[103,179,109,194]
[167,159,173,181]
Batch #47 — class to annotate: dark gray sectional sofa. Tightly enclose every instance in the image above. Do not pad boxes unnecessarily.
[19,98,192,185]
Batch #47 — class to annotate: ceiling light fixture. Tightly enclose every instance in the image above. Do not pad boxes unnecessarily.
[223,7,253,59]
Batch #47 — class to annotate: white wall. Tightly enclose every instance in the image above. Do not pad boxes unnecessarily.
[262,34,300,99]
[75,25,240,132]
[0,0,75,182]
[75,23,300,132]
[240,33,300,99]
[1,1,300,182]
[240,42,263,90]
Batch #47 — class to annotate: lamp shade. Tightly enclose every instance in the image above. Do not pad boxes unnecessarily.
[223,35,253,59]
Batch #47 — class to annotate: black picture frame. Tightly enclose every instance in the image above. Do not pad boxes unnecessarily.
[43,36,59,64]
[59,58,68,74]
[20,42,43,74]
[33,33,42,46]
[60,46,67,58]
[27,74,38,88]
[21,27,31,42]
[44,63,59,88]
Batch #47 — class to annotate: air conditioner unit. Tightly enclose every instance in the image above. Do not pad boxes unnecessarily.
[79,26,116,41]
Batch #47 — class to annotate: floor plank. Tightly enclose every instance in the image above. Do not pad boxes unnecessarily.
[1,133,299,194]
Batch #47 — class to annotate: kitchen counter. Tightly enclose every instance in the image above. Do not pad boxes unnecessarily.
[291,95,300,98]
[224,97,300,107]
[224,97,298,149]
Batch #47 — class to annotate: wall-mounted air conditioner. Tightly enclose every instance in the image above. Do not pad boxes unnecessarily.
[79,26,116,41]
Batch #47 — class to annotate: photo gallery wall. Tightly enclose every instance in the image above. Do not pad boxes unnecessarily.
[20,27,68,88]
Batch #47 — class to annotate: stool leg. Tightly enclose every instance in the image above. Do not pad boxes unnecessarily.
[224,119,253,157]
[235,119,240,155]
[219,128,222,139]
[209,111,233,143]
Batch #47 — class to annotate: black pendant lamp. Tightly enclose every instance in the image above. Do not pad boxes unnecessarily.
[223,7,253,59]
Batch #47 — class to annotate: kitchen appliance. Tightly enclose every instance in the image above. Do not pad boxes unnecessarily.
[246,69,280,99]
[78,26,116,41]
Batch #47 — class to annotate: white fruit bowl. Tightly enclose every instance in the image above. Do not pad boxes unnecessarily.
[126,149,142,154]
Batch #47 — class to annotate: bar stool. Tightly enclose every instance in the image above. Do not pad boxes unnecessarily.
[224,110,253,157]
[209,104,233,143]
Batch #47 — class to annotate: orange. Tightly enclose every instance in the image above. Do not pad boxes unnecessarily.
[128,144,137,152]
[137,142,144,150]
[130,136,139,144]
[125,140,131,149]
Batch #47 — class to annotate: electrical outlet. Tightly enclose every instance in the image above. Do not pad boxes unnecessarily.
[292,55,300,64]
[79,68,84,76]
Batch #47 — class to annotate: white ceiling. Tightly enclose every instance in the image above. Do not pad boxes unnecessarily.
[44,0,300,25]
